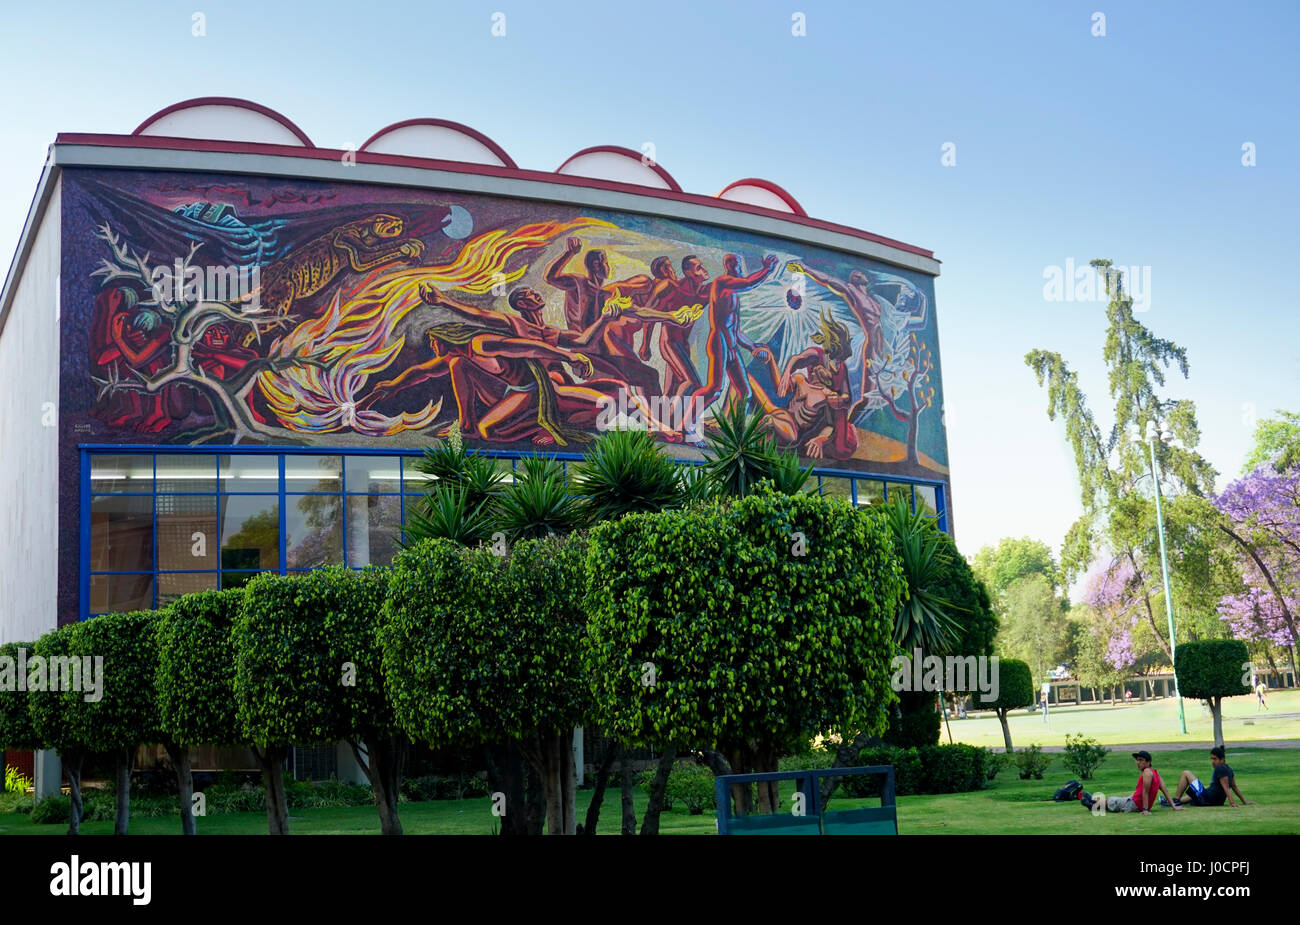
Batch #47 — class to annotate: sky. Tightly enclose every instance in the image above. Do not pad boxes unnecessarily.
[1,0,1296,562]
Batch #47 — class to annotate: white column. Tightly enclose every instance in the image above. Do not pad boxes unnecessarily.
[572,728,584,787]
[336,741,369,786]
[33,749,61,799]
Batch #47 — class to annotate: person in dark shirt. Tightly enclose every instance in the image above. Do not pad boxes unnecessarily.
[1172,746,1256,807]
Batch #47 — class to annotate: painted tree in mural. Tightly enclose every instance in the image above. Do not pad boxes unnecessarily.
[1026,259,1224,663]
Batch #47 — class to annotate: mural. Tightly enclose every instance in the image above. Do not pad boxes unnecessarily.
[62,170,948,477]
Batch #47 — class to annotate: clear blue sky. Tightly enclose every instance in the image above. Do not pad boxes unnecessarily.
[2,0,1296,560]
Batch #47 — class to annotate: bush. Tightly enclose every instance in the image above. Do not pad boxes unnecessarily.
[778,749,835,772]
[4,766,31,793]
[1015,744,1052,780]
[885,703,942,748]
[401,774,490,802]
[1062,733,1110,780]
[983,748,1010,780]
[664,763,715,815]
[842,744,986,796]
[30,795,71,825]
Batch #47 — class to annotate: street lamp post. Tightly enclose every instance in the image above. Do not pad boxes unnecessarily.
[1144,419,1188,735]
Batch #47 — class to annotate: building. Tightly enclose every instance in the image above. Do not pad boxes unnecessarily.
[0,98,951,788]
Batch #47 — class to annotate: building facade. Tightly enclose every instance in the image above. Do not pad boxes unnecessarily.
[1,98,951,645]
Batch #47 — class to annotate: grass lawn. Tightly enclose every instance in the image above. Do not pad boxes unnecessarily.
[947,689,1300,749]
[2,746,1294,835]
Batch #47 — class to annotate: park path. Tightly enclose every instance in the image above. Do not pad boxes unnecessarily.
[990,736,1300,754]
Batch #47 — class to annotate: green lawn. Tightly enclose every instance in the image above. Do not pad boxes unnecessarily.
[947,689,1300,748]
[3,746,1295,835]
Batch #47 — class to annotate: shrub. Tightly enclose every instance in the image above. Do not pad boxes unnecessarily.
[1062,733,1110,780]
[401,774,490,802]
[1015,744,1053,780]
[0,791,33,814]
[917,744,985,793]
[30,795,71,825]
[884,702,942,748]
[664,763,715,815]
[5,766,31,793]
[983,748,1010,780]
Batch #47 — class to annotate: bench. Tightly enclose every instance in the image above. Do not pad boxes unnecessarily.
[715,765,898,836]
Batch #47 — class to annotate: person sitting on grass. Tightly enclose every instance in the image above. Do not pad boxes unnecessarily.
[1090,750,1182,815]
[1170,746,1256,808]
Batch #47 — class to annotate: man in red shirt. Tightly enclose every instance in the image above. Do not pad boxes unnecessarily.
[1091,751,1183,815]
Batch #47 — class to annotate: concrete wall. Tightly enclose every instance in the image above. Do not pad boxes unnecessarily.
[0,179,60,644]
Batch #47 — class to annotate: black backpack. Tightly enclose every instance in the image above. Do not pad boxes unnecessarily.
[1053,780,1082,802]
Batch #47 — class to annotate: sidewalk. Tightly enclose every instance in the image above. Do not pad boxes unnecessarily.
[991,738,1300,753]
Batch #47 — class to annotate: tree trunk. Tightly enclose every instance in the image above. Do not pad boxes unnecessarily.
[164,741,197,835]
[254,745,290,835]
[582,740,619,835]
[752,745,780,814]
[1211,697,1224,748]
[64,750,85,836]
[527,730,577,835]
[998,709,1013,751]
[618,748,637,835]
[351,736,405,836]
[640,747,677,835]
[114,749,133,836]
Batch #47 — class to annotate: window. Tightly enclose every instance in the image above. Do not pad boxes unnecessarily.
[84,450,948,616]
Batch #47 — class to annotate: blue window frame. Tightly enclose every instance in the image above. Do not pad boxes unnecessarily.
[79,446,948,619]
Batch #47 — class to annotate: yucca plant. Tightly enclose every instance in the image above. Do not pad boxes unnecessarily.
[570,429,683,523]
[766,450,813,495]
[701,403,780,498]
[679,464,716,503]
[402,482,496,547]
[495,454,580,541]
[880,493,962,653]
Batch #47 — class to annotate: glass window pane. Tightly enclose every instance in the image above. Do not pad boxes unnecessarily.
[89,573,153,615]
[886,483,915,511]
[401,458,434,495]
[90,455,153,492]
[285,455,341,493]
[89,495,153,572]
[854,479,885,507]
[157,495,219,570]
[343,494,403,567]
[819,476,852,503]
[286,495,343,568]
[158,572,218,606]
[155,455,217,493]
[220,496,280,570]
[915,485,938,517]
[220,571,268,591]
[345,456,402,494]
[220,456,280,493]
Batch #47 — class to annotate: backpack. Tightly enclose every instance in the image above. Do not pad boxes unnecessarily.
[1079,790,1094,810]
[1053,780,1082,802]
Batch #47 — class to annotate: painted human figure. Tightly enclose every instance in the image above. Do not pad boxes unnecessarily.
[90,286,180,432]
[545,236,610,331]
[365,283,628,446]
[752,311,859,460]
[683,253,777,441]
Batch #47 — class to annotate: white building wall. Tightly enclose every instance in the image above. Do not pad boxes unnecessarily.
[0,179,61,644]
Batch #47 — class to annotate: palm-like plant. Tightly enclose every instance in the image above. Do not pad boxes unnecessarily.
[880,493,963,653]
[402,482,496,547]
[702,403,780,497]
[495,454,580,541]
[767,450,813,495]
[570,429,683,523]
[679,463,716,503]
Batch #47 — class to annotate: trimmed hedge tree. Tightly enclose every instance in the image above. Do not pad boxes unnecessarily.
[584,485,905,814]
[69,609,164,835]
[235,567,408,835]
[1175,639,1250,747]
[382,535,589,835]
[987,658,1034,750]
[155,588,245,834]
[0,641,40,754]
[27,625,89,834]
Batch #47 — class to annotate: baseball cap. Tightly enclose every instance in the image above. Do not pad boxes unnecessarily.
[1132,750,1153,762]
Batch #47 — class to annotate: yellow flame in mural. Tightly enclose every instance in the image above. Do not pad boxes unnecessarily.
[257,217,608,435]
